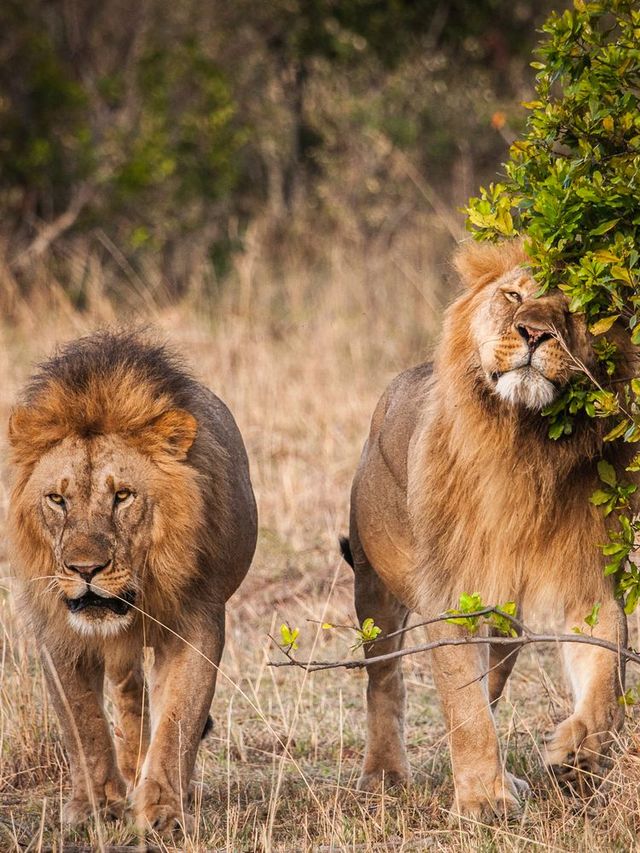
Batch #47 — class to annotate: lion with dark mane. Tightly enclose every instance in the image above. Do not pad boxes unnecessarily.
[343,241,637,818]
[8,330,257,833]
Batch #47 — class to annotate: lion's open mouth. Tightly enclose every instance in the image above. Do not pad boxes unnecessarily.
[65,588,136,616]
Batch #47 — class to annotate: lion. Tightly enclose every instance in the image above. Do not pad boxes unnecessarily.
[342,240,637,819]
[7,330,257,833]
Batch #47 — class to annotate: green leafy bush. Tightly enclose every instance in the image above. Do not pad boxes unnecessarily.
[466,0,640,612]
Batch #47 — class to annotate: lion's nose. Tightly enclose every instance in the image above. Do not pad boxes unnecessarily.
[515,322,552,351]
[64,559,112,581]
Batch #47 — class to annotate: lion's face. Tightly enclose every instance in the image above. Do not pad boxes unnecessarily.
[24,433,159,636]
[470,266,588,411]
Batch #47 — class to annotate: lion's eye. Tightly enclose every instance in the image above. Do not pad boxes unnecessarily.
[504,291,522,304]
[46,493,65,508]
[114,488,133,504]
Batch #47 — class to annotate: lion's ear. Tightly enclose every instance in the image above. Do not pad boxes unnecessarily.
[454,240,528,289]
[142,409,198,461]
[7,405,63,467]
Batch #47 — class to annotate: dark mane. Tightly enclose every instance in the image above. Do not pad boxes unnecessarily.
[23,329,196,411]
[9,329,201,469]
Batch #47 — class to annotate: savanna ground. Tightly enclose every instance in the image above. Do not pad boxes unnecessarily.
[1,238,640,852]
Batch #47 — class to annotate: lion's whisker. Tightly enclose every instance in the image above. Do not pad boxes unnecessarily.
[478,336,504,350]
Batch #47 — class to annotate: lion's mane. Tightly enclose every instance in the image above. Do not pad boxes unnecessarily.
[8,331,236,650]
[407,243,638,612]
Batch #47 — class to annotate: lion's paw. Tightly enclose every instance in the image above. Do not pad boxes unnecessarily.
[356,766,411,792]
[63,798,94,826]
[63,795,125,826]
[135,802,194,835]
[544,716,605,796]
[450,773,524,824]
[131,780,193,836]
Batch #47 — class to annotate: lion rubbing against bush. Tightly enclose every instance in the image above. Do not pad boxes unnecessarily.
[343,240,638,818]
[7,331,258,833]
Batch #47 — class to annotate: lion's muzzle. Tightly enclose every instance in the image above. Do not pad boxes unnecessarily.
[65,587,136,616]
[64,558,112,582]
[515,322,553,352]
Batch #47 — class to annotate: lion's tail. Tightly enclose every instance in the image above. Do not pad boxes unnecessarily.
[339,535,354,568]
[202,714,214,739]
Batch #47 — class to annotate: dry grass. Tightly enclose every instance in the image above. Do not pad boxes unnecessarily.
[1,239,640,852]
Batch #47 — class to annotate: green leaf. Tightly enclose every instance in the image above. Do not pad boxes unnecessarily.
[624,585,639,615]
[279,623,300,651]
[489,601,519,637]
[597,460,617,486]
[590,489,612,506]
[358,617,382,643]
[589,315,619,335]
[604,420,631,442]
[619,688,637,707]
[602,542,626,556]
[626,453,640,472]
[584,602,601,629]
[548,421,565,440]
[589,218,619,236]
[445,593,486,634]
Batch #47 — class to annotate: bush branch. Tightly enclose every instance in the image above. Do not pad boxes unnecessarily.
[270,613,640,673]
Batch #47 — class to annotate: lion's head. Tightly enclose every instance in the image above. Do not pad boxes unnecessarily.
[8,333,208,640]
[452,241,596,411]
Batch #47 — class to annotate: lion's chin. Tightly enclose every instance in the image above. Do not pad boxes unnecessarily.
[493,367,557,411]
[67,609,135,638]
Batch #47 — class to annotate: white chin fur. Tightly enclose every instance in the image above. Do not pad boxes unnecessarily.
[494,368,557,411]
[68,612,133,638]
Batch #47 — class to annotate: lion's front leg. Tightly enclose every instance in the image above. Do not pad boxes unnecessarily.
[544,596,626,795]
[131,611,224,835]
[106,649,149,790]
[428,622,527,821]
[42,647,126,825]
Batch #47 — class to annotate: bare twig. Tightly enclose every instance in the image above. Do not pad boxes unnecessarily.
[270,624,640,672]
[306,606,528,646]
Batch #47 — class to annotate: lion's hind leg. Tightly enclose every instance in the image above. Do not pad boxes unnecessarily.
[488,622,522,707]
[351,543,411,791]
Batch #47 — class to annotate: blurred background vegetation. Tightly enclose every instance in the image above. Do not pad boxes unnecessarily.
[0,0,565,315]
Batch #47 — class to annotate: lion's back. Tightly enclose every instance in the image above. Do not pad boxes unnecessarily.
[188,383,257,595]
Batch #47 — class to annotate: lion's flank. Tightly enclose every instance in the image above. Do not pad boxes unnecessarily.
[8,330,200,469]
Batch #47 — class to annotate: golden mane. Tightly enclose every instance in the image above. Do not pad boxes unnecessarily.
[9,330,201,471]
[453,239,528,289]
[409,243,637,611]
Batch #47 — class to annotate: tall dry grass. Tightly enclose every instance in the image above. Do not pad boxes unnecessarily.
[0,230,639,851]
